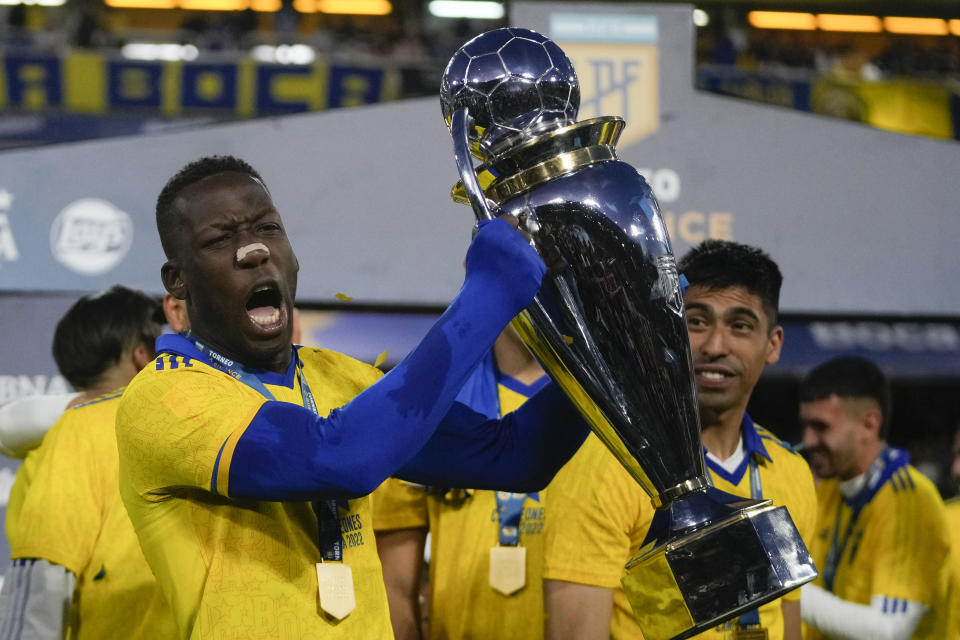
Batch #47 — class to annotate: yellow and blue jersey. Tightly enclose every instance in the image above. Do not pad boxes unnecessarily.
[372,366,550,640]
[541,432,651,639]
[945,497,960,639]
[8,390,178,639]
[543,416,817,640]
[699,418,817,639]
[117,345,392,640]
[807,452,953,640]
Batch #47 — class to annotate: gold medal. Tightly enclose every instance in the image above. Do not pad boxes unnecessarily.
[732,626,768,640]
[316,562,356,620]
[489,546,526,595]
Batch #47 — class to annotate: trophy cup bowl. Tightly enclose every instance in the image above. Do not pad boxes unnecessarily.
[440,28,817,640]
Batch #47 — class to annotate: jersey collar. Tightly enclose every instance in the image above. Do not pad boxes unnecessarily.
[703,413,772,485]
[496,370,549,397]
[741,413,773,464]
[155,332,300,388]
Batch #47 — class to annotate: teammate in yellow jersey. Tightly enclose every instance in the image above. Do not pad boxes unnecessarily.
[947,427,960,639]
[373,325,551,640]
[543,240,817,640]
[799,356,954,640]
[116,155,590,640]
[0,286,178,639]
[0,294,187,463]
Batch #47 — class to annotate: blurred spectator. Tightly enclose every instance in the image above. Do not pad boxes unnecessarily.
[273,0,301,42]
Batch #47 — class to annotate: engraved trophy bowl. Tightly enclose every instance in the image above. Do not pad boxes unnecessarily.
[440,28,817,640]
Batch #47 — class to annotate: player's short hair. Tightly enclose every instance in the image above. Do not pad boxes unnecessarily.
[156,155,265,259]
[678,239,782,327]
[798,356,892,439]
[52,285,164,390]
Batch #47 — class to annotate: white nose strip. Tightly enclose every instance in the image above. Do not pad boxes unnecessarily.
[236,243,270,262]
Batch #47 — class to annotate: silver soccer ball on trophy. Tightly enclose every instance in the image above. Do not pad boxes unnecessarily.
[441,27,817,640]
[440,27,579,156]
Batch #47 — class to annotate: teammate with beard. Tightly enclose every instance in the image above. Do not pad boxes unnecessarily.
[799,357,953,640]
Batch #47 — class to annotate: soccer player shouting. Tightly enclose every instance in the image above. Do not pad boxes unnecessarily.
[799,357,953,640]
[115,155,589,640]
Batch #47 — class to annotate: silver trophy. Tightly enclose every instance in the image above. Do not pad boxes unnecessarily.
[440,28,816,640]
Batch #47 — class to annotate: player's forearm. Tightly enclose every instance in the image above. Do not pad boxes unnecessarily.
[544,580,613,640]
[0,393,77,459]
[800,584,926,640]
[781,599,801,640]
[378,528,426,640]
[227,219,546,500]
[0,559,74,640]
[396,382,589,491]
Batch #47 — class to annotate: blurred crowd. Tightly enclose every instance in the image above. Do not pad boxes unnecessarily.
[697,17,960,82]
[0,0,483,66]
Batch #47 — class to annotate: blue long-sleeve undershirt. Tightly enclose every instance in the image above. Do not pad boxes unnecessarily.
[228,218,554,501]
[397,382,590,493]
[231,382,589,501]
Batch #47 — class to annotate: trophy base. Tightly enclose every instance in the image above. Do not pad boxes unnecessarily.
[621,490,817,640]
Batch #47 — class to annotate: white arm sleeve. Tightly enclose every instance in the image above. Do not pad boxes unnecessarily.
[0,559,75,640]
[800,583,927,640]
[0,394,77,459]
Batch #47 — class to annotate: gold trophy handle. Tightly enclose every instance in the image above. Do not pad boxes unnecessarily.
[450,107,495,222]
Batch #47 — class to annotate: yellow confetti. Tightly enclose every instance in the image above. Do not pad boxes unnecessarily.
[335,292,353,301]
[563,335,574,344]
[373,350,389,369]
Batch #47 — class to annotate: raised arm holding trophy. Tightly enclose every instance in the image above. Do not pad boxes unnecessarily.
[439,27,817,640]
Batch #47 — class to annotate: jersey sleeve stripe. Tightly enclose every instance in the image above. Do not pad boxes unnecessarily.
[211,435,231,495]
[904,469,915,490]
[0,559,35,639]
[213,421,254,498]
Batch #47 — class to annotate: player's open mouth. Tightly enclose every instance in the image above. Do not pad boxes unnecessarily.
[245,285,284,332]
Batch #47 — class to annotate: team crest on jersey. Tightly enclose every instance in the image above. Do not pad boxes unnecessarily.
[550,13,660,148]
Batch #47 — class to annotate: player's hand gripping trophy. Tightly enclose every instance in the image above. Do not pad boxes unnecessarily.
[440,28,817,640]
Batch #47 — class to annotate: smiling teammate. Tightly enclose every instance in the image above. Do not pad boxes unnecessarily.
[799,357,953,640]
[115,155,589,640]
[542,240,817,640]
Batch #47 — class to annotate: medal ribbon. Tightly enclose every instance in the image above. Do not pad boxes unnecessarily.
[494,492,527,546]
[161,332,344,561]
[822,446,908,591]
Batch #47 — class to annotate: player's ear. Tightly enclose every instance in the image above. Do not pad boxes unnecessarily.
[764,325,784,365]
[863,406,883,438]
[131,342,153,371]
[161,260,187,300]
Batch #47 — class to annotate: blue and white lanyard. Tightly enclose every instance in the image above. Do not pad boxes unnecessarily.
[186,334,344,562]
[705,456,763,628]
[476,382,529,548]
[822,450,893,591]
[494,492,527,547]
